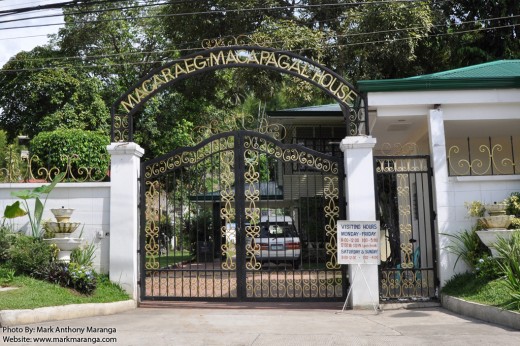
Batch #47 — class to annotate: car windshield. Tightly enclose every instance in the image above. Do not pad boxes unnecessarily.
[259,222,298,238]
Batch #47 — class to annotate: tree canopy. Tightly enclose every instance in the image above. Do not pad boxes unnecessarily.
[0,47,109,140]
[0,0,517,156]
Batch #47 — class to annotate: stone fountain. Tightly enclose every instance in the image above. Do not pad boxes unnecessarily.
[476,203,515,257]
[43,207,83,262]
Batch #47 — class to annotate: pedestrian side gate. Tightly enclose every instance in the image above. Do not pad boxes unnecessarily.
[374,155,438,300]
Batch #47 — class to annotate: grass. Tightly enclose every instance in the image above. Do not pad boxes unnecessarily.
[0,273,130,310]
[149,250,193,268]
[442,272,519,312]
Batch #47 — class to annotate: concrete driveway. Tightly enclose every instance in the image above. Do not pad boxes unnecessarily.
[2,302,520,346]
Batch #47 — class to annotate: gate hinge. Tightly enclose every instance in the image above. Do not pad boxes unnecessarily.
[432,210,437,221]
[430,167,434,176]
[137,280,141,286]
[137,249,141,254]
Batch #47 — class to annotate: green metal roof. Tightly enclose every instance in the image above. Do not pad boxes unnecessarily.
[267,104,342,117]
[357,60,520,92]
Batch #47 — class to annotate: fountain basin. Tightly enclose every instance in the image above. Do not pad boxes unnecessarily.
[44,237,84,262]
[476,229,516,257]
[44,237,83,251]
[479,215,514,229]
[44,222,80,234]
[51,208,75,223]
[484,203,507,216]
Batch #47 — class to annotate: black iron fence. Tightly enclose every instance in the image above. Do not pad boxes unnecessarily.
[0,146,110,183]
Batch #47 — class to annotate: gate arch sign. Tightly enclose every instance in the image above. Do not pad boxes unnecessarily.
[111,44,367,142]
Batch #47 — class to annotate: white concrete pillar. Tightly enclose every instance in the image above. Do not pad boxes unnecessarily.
[340,136,379,308]
[427,108,453,286]
[107,142,144,300]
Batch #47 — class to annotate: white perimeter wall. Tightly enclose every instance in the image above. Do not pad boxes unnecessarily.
[436,175,520,284]
[0,183,111,274]
[428,109,520,285]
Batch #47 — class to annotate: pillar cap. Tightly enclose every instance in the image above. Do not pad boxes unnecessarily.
[107,142,145,157]
[340,136,377,152]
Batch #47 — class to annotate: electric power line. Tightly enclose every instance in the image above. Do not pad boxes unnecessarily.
[1,21,517,73]
[0,0,441,29]
[0,0,516,70]
[2,11,517,64]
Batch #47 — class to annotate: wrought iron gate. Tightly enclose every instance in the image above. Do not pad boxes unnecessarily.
[140,130,346,301]
[374,156,438,300]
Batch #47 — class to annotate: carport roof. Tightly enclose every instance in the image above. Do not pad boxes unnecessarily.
[357,60,520,92]
[267,104,342,117]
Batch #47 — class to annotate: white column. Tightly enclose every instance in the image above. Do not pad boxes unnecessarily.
[107,142,144,300]
[427,108,453,286]
[340,136,379,308]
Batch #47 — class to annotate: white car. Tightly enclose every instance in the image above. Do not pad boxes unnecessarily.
[253,216,302,269]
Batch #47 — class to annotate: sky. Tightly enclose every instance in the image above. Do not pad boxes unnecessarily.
[0,0,64,66]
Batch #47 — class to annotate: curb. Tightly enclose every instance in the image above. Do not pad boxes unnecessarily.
[441,294,520,330]
[0,300,136,327]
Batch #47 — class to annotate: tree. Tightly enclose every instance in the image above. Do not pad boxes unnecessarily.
[439,0,520,66]
[162,0,285,54]
[0,0,514,155]
[341,1,435,80]
[0,47,109,141]
[30,129,110,181]
[55,0,171,102]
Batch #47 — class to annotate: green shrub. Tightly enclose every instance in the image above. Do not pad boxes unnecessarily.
[0,267,16,285]
[510,217,520,230]
[442,227,490,270]
[0,130,7,169]
[70,243,96,267]
[8,235,53,275]
[505,192,520,217]
[30,129,110,181]
[68,263,97,295]
[34,261,70,287]
[34,261,97,295]
[0,223,17,263]
[474,254,502,281]
[159,214,175,241]
[494,231,520,310]
[465,200,486,218]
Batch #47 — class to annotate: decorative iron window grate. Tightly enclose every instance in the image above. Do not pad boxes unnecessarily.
[447,136,519,176]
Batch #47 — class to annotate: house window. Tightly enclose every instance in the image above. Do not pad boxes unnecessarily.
[293,126,346,156]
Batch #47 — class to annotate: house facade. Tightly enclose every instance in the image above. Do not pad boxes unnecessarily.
[269,60,520,299]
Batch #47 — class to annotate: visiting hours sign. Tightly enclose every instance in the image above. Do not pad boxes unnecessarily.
[337,220,380,265]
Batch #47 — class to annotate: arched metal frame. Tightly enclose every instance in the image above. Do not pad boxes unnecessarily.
[111,45,368,142]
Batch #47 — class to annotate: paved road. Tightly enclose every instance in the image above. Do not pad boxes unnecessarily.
[2,304,520,346]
